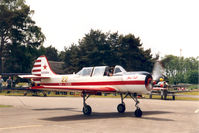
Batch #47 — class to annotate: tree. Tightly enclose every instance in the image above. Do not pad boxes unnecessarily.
[78,30,112,67]
[161,55,199,84]
[0,0,45,73]
[38,45,59,61]
[4,44,37,72]
[64,44,81,73]
[116,34,154,72]
[63,29,155,73]
[186,70,199,84]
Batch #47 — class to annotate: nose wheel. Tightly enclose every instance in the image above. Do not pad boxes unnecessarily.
[130,93,142,117]
[118,93,142,117]
[134,108,142,117]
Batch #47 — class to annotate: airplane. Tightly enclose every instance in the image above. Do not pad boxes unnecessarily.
[151,62,190,100]
[19,55,153,117]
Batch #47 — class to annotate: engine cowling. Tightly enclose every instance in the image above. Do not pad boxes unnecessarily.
[145,74,153,91]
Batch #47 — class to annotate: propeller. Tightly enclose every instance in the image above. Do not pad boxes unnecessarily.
[152,61,165,81]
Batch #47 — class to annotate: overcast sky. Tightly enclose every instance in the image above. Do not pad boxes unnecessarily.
[26,0,199,58]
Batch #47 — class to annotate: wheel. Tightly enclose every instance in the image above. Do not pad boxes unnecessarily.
[43,93,47,97]
[172,95,175,100]
[117,103,126,113]
[149,94,152,99]
[134,108,142,117]
[24,92,27,96]
[83,105,92,115]
[161,90,164,100]
[164,95,167,100]
[163,90,167,100]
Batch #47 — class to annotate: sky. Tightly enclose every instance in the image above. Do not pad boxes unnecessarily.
[26,0,199,58]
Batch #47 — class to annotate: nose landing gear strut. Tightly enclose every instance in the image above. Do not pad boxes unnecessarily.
[130,93,142,117]
[117,93,142,117]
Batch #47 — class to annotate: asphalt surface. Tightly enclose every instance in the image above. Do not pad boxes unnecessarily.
[0,95,199,133]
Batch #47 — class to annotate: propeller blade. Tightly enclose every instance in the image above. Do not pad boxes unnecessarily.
[152,61,165,81]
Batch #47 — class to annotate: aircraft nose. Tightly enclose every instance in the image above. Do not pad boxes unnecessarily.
[145,74,153,91]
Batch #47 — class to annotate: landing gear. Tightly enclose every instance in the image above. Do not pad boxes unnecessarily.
[117,93,142,117]
[83,105,92,115]
[117,93,126,113]
[117,104,125,113]
[82,92,92,115]
[81,92,142,117]
[161,90,168,100]
[134,108,142,117]
[129,93,142,117]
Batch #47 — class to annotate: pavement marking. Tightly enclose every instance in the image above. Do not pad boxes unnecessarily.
[0,125,43,130]
[194,109,199,113]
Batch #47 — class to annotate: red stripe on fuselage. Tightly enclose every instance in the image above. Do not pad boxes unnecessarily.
[34,74,41,76]
[35,60,41,62]
[40,80,145,86]
[33,79,41,81]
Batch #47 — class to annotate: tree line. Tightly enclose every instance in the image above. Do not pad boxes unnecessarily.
[63,29,156,73]
[161,55,198,84]
[0,0,198,84]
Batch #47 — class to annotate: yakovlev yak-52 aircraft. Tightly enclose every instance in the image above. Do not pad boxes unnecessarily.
[19,55,153,117]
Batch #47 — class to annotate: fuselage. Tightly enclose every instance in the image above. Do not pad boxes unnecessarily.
[38,71,152,94]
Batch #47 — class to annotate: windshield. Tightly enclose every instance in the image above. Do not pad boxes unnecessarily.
[92,66,107,77]
[76,67,93,76]
[113,65,126,75]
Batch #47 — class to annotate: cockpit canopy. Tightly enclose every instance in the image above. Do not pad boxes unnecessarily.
[76,65,126,77]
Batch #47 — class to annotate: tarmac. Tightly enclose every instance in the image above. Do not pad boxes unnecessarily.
[0,95,199,133]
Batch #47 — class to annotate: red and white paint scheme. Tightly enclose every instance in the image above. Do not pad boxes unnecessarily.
[19,55,153,117]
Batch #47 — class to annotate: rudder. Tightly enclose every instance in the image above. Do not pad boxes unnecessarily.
[32,55,56,77]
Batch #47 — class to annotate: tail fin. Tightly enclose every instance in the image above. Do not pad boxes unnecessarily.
[32,55,56,77]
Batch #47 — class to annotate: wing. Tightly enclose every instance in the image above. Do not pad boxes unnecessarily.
[31,85,116,92]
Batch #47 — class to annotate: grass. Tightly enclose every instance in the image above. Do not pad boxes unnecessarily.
[176,91,199,95]
[0,105,12,108]
[144,94,199,101]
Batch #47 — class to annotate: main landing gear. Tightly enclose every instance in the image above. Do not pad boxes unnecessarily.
[81,92,142,117]
[117,93,142,117]
[82,92,92,115]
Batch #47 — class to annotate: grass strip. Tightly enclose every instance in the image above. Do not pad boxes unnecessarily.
[0,105,12,108]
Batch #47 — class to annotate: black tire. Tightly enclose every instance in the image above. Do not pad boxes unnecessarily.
[163,90,167,100]
[43,93,47,97]
[164,95,167,100]
[83,105,92,115]
[117,104,126,113]
[161,95,163,100]
[172,95,175,100]
[149,94,152,99]
[24,92,27,96]
[134,108,142,117]
[161,90,164,100]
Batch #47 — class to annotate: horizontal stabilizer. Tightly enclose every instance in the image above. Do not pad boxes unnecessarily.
[18,75,50,79]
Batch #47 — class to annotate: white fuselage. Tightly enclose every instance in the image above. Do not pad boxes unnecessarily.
[39,73,150,94]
